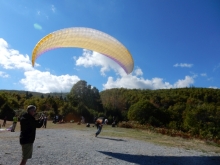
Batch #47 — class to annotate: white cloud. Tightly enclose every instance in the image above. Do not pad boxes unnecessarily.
[103,75,172,90]
[51,5,56,12]
[0,38,80,93]
[36,9,49,19]
[75,50,195,90]
[0,38,34,71]
[33,23,42,30]
[75,49,121,76]
[173,63,193,68]
[173,76,194,88]
[20,70,80,93]
[213,63,220,72]
[209,86,218,89]
[103,69,195,90]
[0,71,9,78]
[134,68,143,76]
[189,71,198,78]
[200,73,207,77]
[73,56,77,61]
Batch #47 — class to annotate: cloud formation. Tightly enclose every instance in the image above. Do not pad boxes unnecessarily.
[0,71,9,78]
[20,70,80,93]
[51,5,56,12]
[200,73,207,77]
[75,50,195,90]
[213,63,220,72]
[0,38,33,71]
[209,86,218,89]
[34,23,42,30]
[75,49,121,76]
[103,72,194,90]
[0,38,80,93]
[173,63,193,68]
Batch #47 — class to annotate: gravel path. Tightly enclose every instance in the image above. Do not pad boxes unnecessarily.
[0,128,219,165]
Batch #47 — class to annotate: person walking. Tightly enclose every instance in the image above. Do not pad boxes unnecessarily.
[11,115,18,132]
[19,105,44,165]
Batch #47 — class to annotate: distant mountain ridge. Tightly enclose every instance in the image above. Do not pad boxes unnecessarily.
[0,89,69,98]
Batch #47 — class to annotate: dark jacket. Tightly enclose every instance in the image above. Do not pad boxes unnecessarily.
[19,113,43,144]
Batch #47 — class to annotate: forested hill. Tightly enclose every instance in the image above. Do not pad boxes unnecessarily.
[100,87,220,111]
[100,87,220,141]
[100,87,220,120]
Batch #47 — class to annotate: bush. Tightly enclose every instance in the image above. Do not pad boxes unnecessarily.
[118,121,133,128]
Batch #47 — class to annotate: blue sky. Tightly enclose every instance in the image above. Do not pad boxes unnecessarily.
[0,0,220,93]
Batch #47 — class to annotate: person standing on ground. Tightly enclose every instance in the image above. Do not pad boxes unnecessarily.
[81,116,85,124]
[104,118,108,125]
[2,116,7,127]
[42,116,47,128]
[11,115,18,132]
[93,116,97,127]
[19,105,44,165]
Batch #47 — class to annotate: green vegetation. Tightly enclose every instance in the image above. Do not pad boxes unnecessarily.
[1,82,220,144]
[100,87,220,143]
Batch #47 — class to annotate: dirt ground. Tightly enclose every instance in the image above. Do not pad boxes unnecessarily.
[1,119,220,154]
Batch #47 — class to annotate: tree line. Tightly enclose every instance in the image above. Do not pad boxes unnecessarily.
[100,87,220,141]
[0,81,220,141]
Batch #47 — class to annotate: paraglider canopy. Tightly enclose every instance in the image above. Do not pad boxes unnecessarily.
[32,27,134,74]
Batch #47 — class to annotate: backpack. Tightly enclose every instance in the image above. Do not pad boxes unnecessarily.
[95,117,104,125]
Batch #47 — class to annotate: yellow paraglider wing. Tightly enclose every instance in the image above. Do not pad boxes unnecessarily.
[32,27,134,74]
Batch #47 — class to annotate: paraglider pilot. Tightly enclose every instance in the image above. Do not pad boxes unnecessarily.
[95,118,104,137]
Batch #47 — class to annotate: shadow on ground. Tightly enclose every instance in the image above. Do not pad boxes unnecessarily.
[97,137,126,141]
[98,151,220,165]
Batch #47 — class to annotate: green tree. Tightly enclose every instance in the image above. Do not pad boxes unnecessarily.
[128,99,157,124]
[0,103,15,120]
[69,80,103,112]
